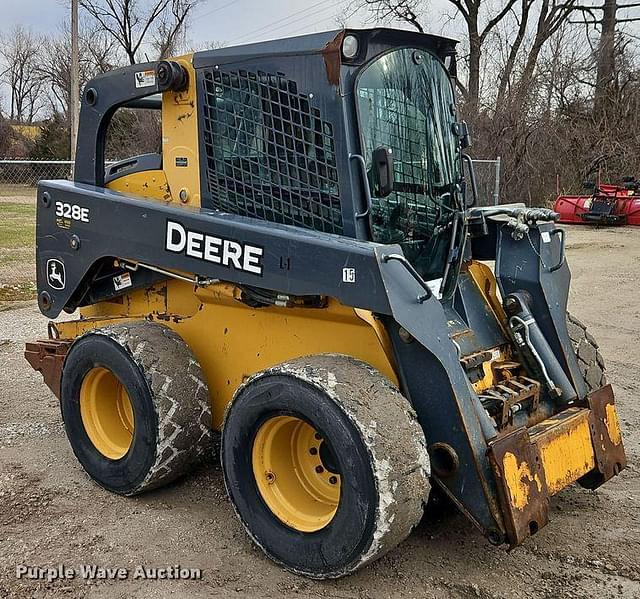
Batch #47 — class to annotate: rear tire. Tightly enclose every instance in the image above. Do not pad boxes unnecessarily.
[221,354,430,579]
[61,321,212,495]
[566,312,607,391]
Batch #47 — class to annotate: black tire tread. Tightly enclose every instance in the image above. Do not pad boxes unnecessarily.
[566,312,607,392]
[88,322,212,494]
[231,354,430,577]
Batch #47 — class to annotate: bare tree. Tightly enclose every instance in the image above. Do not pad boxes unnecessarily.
[38,24,119,118]
[79,0,201,64]
[571,1,640,118]
[0,26,46,123]
[510,1,580,112]
[152,0,198,58]
[361,0,425,32]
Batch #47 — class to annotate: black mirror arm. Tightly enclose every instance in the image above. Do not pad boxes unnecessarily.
[462,153,478,208]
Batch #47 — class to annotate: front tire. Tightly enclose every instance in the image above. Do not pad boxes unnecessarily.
[61,322,212,495]
[221,354,430,578]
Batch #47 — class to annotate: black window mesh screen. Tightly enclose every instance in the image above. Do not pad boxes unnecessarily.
[202,68,343,234]
[358,87,438,242]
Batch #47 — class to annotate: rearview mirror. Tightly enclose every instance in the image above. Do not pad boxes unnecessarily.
[372,146,394,197]
[451,121,471,149]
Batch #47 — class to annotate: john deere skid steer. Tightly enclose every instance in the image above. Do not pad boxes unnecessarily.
[25,28,626,578]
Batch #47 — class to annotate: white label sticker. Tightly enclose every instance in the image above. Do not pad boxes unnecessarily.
[113,272,132,291]
[342,267,356,283]
[135,69,156,88]
[541,231,551,243]
[426,277,443,299]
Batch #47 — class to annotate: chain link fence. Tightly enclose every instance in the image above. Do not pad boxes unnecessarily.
[0,158,502,302]
[469,158,501,207]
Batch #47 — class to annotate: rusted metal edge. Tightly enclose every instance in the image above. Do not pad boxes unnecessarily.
[321,31,345,87]
[580,384,627,489]
[24,339,71,399]
[488,428,550,547]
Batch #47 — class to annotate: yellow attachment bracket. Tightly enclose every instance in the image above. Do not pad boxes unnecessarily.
[489,384,626,546]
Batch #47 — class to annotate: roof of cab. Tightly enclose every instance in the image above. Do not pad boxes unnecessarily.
[193,27,458,68]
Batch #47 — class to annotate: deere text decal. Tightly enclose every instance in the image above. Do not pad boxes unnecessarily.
[165,220,263,275]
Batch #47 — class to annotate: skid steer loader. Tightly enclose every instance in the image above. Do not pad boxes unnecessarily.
[25,28,626,578]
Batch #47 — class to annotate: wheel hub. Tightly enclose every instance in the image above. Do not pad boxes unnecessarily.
[252,415,341,532]
[79,367,134,460]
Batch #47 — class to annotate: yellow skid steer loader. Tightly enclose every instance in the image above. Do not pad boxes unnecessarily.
[26,28,625,578]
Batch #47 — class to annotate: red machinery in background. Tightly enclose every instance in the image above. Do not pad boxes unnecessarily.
[554,177,640,225]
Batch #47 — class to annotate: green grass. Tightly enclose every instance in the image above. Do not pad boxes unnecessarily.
[0,282,36,303]
[0,201,36,299]
[0,184,36,197]
[0,202,36,249]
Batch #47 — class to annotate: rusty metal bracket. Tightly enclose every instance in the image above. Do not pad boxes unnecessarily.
[488,428,550,547]
[24,339,71,399]
[580,384,627,489]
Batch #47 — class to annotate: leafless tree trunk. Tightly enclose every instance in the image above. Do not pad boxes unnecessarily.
[594,0,618,118]
[511,0,579,112]
[496,0,535,107]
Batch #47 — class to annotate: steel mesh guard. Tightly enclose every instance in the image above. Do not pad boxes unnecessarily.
[358,86,438,243]
[202,68,343,234]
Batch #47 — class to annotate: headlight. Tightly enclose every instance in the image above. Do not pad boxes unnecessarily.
[342,35,359,60]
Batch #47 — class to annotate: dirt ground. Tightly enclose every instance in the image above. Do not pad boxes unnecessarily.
[1,225,639,599]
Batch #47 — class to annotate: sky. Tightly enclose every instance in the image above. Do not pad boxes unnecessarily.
[0,0,460,49]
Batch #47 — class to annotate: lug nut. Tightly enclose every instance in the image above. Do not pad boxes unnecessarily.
[315,465,324,474]
[309,447,318,455]
[329,476,338,485]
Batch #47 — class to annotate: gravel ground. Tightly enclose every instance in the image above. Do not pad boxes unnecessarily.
[0,226,639,598]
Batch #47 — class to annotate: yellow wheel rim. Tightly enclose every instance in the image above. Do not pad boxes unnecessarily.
[79,367,135,460]
[252,416,341,532]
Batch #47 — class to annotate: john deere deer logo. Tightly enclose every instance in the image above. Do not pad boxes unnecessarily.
[46,259,66,290]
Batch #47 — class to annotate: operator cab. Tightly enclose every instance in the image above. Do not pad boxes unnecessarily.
[191,28,466,292]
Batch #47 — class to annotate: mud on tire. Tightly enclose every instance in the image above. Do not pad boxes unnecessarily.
[61,321,212,495]
[566,312,607,392]
[221,354,430,579]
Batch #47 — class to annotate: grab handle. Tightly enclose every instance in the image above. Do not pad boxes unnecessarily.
[548,228,565,272]
[381,253,433,303]
[349,153,373,219]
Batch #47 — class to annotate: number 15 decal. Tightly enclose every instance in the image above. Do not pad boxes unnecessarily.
[55,201,90,223]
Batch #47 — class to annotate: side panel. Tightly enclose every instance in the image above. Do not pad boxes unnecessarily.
[35,181,392,318]
[56,281,398,428]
